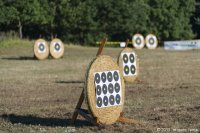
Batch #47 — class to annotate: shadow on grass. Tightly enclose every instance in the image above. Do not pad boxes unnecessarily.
[55,81,85,84]
[0,114,92,127]
[1,56,35,60]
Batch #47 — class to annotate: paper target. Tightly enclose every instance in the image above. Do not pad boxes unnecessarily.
[34,39,49,60]
[145,34,158,49]
[117,48,139,82]
[85,55,125,124]
[122,52,137,76]
[50,38,64,59]
[132,34,145,49]
[94,70,122,108]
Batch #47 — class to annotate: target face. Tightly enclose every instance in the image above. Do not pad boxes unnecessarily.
[50,38,64,59]
[34,39,49,60]
[145,34,158,49]
[94,70,122,108]
[117,48,139,82]
[122,52,137,76]
[132,34,145,49]
[37,42,46,53]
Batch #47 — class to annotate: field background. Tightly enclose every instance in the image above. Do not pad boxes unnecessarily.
[0,42,200,133]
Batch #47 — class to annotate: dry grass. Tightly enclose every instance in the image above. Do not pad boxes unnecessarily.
[0,45,200,133]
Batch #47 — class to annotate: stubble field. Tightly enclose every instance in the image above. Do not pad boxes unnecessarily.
[0,44,200,133]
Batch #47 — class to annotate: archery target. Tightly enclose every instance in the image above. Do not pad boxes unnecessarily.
[34,39,49,60]
[50,38,64,59]
[85,55,125,124]
[145,34,158,49]
[122,52,137,76]
[117,48,139,82]
[94,70,122,108]
[132,34,145,49]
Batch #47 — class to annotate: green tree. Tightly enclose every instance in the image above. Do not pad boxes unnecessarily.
[147,0,195,41]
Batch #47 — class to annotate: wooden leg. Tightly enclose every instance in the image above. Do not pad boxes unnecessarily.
[135,78,143,83]
[76,109,99,125]
[117,112,143,124]
[71,89,85,124]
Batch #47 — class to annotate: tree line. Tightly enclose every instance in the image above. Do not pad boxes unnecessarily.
[0,0,199,45]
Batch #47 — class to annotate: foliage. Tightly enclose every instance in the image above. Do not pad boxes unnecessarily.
[0,0,197,45]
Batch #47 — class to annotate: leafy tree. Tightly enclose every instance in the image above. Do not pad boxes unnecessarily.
[147,0,195,41]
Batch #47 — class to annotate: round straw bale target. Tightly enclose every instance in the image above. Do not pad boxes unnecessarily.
[118,48,139,82]
[85,55,125,124]
[50,38,64,59]
[132,34,145,49]
[34,39,49,60]
[145,34,158,49]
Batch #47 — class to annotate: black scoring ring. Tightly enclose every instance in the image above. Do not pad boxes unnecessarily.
[101,72,106,83]
[115,94,121,104]
[97,97,102,107]
[54,43,61,51]
[108,83,114,94]
[149,37,155,45]
[123,54,128,64]
[102,84,107,94]
[107,72,113,82]
[113,71,119,81]
[130,65,136,75]
[39,43,45,51]
[129,54,135,63]
[114,83,120,93]
[94,73,101,84]
[103,96,108,106]
[109,95,115,105]
[96,85,101,95]
[124,65,129,75]
[135,37,141,45]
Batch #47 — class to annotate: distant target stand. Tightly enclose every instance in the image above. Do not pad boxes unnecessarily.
[145,34,158,49]
[118,39,139,82]
[50,38,64,59]
[71,38,142,125]
[34,37,64,60]
[132,33,145,49]
[34,39,49,60]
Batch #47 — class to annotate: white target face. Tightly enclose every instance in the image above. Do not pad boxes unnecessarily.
[133,34,145,49]
[37,42,46,53]
[145,34,157,49]
[121,52,137,76]
[94,70,122,108]
[53,42,62,52]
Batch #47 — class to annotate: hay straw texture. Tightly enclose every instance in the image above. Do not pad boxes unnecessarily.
[117,48,139,82]
[145,34,158,49]
[34,39,49,60]
[85,55,125,125]
[50,38,64,59]
[132,33,145,49]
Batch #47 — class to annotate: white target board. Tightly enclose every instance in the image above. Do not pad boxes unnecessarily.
[94,70,122,108]
[121,52,137,76]
[132,34,145,49]
[145,34,158,49]
[37,42,46,53]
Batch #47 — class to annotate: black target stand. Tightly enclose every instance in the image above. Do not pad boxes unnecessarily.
[71,38,143,125]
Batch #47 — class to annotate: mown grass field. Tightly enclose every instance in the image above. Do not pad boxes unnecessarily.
[0,40,200,133]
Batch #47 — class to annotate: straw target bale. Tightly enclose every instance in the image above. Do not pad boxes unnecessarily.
[132,34,145,49]
[145,34,158,49]
[50,38,64,59]
[118,48,139,82]
[85,55,125,124]
[34,39,49,60]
